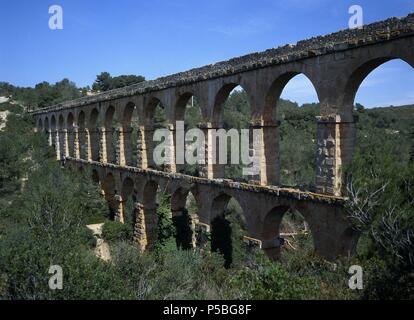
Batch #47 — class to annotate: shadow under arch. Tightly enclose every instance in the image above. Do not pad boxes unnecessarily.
[78,110,87,159]
[58,114,65,158]
[37,118,43,131]
[67,112,75,157]
[261,205,291,260]
[104,105,116,163]
[170,186,199,250]
[102,173,117,220]
[121,176,135,227]
[210,192,247,268]
[88,108,100,161]
[121,101,138,166]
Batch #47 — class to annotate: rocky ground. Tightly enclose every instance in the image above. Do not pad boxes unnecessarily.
[86,223,111,261]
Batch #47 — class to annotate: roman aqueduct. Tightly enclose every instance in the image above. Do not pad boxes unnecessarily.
[30,14,414,260]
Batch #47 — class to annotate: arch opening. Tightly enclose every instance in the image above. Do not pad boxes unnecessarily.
[174,92,203,175]
[145,98,167,170]
[78,111,87,159]
[122,102,138,166]
[212,84,254,181]
[104,105,117,163]
[262,206,311,260]
[170,187,199,250]
[88,108,100,161]
[267,73,320,188]
[346,58,414,197]
[102,173,117,220]
[121,177,136,231]
[58,115,65,159]
[210,193,247,268]
[37,118,43,132]
[67,112,75,157]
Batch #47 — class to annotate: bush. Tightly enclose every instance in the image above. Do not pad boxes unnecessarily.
[102,221,132,243]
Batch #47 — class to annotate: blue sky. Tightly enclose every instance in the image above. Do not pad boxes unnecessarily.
[1,0,413,107]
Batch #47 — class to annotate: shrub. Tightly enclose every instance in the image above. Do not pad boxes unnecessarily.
[102,221,132,243]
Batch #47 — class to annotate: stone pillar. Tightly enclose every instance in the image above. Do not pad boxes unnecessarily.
[198,122,224,179]
[123,127,133,166]
[105,127,115,163]
[138,125,155,169]
[99,127,108,163]
[165,123,176,173]
[248,120,280,185]
[115,127,126,166]
[261,237,284,260]
[54,130,61,160]
[62,129,70,158]
[133,202,158,252]
[114,194,124,223]
[136,126,146,169]
[48,131,53,147]
[73,127,80,159]
[315,114,357,196]
[84,128,92,161]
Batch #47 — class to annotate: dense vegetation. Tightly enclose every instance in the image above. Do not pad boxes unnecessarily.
[0,80,413,299]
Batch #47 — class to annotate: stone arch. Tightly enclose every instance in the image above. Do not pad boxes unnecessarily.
[137,180,159,251]
[144,97,167,170]
[122,101,136,127]
[121,101,137,166]
[51,115,56,130]
[88,108,100,161]
[172,91,204,174]
[44,116,49,135]
[91,168,100,184]
[261,205,291,260]
[210,83,255,180]
[58,114,66,158]
[102,172,117,220]
[174,92,196,122]
[261,71,320,186]
[264,71,320,122]
[58,114,65,129]
[104,105,116,163]
[121,176,135,226]
[67,112,75,157]
[78,110,87,159]
[50,115,57,151]
[343,57,414,114]
[37,118,43,132]
[212,83,253,125]
[170,186,199,249]
[144,96,165,125]
[209,192,247,268]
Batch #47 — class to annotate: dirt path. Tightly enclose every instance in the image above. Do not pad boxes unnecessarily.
[86,223,111,261]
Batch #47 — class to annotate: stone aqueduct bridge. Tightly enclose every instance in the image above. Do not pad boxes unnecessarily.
[30,14,414,260]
